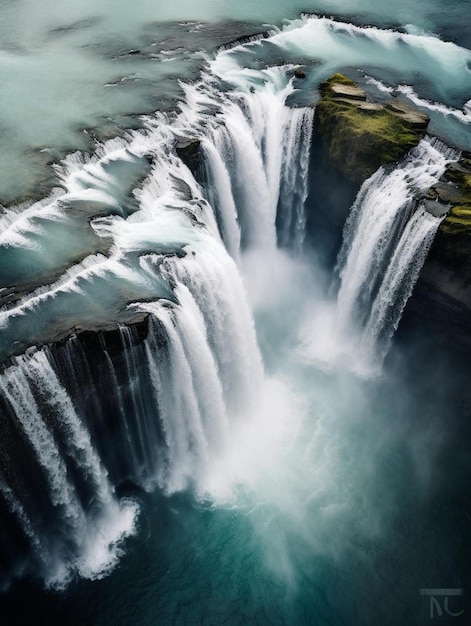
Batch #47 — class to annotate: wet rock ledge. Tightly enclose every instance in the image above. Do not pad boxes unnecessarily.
[423,155,471,308]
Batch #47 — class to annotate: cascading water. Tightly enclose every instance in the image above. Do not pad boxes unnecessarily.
[361,205,447,360]
[183,69,314,254]
[276,106,314,253]
[0,348,137,589]
[332,136,459,371]
[0,64,309,588]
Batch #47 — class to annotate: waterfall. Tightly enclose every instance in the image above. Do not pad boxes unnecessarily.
[200,134,241,261]
[0,349,137,589]
[138,235,264,493]
[181,68,313,254]
[276,106,314,253]
[0,61,315,587]
[333,136,459,370]
[361,206,446,362]
[0,235,263,586]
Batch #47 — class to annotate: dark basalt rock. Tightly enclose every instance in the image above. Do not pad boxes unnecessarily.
[427,157,471,276]
[73,316,150,357]
[175,139,201,173]
[294,68,306,79]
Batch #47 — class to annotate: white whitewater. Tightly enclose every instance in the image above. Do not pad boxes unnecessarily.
[332,137,458,372]
[361,206,447,363]
[277,106,314,253]
[140,235,264,494]
[179,68,314,254]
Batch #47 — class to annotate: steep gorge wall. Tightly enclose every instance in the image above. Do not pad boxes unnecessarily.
[422,156,471,308]
[310,73,471,312]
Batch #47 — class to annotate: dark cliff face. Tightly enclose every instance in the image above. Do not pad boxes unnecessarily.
[424,156,471,307]
[305,119,358,271]
[48,316,166,487]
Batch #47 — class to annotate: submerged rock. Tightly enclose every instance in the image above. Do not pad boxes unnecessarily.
[313,73,429,184]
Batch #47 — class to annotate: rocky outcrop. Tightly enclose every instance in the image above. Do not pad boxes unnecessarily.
[422,155,471,308]
[314,73,429,184]
[306,72,471,314]
[435,156,471,247]
[306,73,429,269]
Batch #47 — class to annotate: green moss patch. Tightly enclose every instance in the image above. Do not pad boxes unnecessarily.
[315,73,427,184]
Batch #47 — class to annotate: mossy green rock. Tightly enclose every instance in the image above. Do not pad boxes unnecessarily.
[315,73,429,184]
